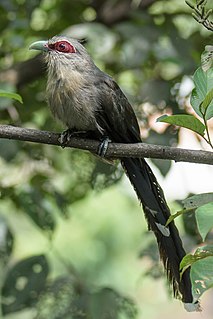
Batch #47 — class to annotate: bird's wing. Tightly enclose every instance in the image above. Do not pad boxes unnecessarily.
[95,77,141,143]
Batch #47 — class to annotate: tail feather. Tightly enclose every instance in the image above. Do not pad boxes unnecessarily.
[121,157,197,306]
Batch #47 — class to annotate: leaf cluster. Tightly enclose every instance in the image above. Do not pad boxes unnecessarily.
[158,45,213,148]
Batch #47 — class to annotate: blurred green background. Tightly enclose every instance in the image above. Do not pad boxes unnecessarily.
[0,0,212,318]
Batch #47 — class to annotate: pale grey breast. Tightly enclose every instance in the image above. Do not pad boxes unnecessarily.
[46,67,103,132]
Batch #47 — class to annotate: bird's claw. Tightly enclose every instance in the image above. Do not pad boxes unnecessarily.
[97,137,111,157]
[59,129,87,147]
[59,129,72,147]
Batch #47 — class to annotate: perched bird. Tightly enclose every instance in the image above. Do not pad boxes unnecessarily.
[29,36,199,311]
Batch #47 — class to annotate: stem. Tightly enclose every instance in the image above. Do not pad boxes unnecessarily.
[204,117,213,149]
[166,207,196,226]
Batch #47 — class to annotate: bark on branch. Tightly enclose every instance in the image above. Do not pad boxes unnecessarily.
[0,124,212,165]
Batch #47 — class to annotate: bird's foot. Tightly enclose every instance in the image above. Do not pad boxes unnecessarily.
[97,136,111,157]
[59,129,87,147]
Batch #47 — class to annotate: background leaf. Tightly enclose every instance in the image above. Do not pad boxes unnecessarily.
[0,90,23,104]
[2,255,49,315]
[0,217,14,264]
[17,188,56,233]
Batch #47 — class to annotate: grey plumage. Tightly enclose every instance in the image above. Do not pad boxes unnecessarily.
[45,36,103,132]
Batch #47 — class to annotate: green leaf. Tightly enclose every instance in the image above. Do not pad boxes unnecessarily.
[199,87,213,117]
[182,193,213,209]
[180,245,213,280]
[0,90,23,104]
[183,246,213,300]
[166,193,213,226]
[191,67,213,120]
[157,114,205,136]
[181,246,213,269]
[2,255,49,314]
[191,256,213,301]
[195,202,213,241]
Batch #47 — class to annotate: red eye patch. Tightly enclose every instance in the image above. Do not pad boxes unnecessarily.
[48,41,76,53]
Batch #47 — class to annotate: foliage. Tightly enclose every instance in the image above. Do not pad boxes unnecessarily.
[0,0,212,318]
[167,192,213,301]
[165,191,213,302]
[158,43,213,302]
[158,46,213,147]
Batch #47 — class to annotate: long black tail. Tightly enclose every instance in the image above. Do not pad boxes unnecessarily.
[121,157,198,310]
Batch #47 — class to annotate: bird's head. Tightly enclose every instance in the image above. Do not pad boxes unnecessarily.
[29,36,92,71]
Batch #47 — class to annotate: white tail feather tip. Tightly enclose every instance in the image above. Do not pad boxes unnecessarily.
[184,302,201,312]
[155,222,170,237]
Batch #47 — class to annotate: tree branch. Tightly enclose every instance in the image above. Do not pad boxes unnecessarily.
[0,124,212,165]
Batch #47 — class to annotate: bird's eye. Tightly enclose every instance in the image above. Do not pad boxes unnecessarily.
[52,41,76,53]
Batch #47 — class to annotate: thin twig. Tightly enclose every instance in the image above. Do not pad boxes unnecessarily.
[185,0,213,31]
[0,124,212,165]
[204,117,213,148]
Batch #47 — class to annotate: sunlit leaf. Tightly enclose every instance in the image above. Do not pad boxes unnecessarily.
[0,90,23,104]
[157,114,205,136]
[180,246,213,286]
